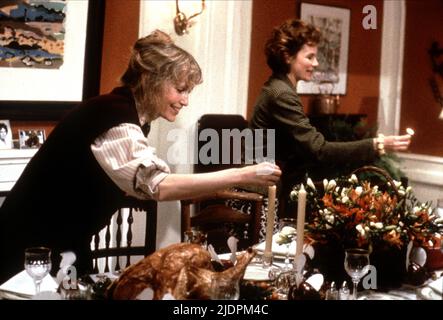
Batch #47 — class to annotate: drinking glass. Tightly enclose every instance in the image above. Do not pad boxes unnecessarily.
[184,229,207,249]
[278,218,296,271]
[24,247,52,295]
[344,248,370,300]
[209,276,240,300]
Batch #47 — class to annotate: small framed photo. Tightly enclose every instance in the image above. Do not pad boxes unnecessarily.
[18,129,46,149]
[0,120,13,149]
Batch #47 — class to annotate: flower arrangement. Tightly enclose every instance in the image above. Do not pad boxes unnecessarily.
[290,172,443,251]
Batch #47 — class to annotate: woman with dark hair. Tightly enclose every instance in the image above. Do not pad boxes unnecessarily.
[0,30,281,283]
[0,122,9,148]
[249,19,411,217]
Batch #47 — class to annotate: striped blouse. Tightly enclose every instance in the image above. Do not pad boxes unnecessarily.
[91,123,170,200]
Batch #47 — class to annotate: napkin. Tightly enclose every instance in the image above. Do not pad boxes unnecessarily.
[254,233,297,257]
[0,270,58,297]
[427,276,443,295]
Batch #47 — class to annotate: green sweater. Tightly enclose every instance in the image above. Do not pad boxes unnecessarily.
[249,74,377,203]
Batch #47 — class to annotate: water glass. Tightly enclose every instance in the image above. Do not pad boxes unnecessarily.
[184,229,207,248]
[344,248,370,300]
[24,247,52,294]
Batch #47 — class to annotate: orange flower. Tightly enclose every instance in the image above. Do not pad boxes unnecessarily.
[291,176,443,250]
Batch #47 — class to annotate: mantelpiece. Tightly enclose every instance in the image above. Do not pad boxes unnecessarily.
[0,149,37,194]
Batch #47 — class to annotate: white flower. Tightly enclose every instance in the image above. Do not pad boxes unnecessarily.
[325,214,335,224]
[341,196,349,204]
[276,226,296,245]
[280,226,296,236]
[374,222,383,229]
[307,177,316,190]
[348,174,358,184]
[356,224,366,236]
[289,190,298,201]
[355,186,363,196]
[327,180,337,192]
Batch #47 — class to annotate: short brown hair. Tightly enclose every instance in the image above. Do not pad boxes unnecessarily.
[265,19,321,74]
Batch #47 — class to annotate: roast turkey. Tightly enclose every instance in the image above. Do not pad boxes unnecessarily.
[108,243,256,300]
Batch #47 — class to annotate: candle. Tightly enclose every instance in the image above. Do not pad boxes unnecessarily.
[264,185,276,255]
[406,128,415,136]
[296,184,307,257]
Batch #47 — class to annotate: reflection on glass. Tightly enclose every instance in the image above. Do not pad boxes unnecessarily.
[209,276,240,300]
[344,248,370,300]
[24,247,52,295]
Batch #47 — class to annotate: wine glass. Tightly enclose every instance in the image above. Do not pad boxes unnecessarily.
[278,218,297,271]
[209,276,240,300]
[344,248,370,300]
[24,247,52,295]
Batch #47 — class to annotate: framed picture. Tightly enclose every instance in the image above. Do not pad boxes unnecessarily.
[297,3,350,95]
[0,120,13,149]
[0,0,105,120]
[18,129,46,149]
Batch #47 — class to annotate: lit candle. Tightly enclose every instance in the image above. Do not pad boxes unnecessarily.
[264,185,276,256]
[296,184,306,257]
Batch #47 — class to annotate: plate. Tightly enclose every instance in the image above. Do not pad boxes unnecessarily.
[417,287,442,300]
[357,291,414,300]
[243,264,271,281]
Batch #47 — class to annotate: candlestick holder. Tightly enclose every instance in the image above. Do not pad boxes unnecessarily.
[262,251,273,268]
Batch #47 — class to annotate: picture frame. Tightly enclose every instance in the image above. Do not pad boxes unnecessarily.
[0,0,105,121]
[297,3,350,95]
[18,129,46,149]
[0,120,13,150]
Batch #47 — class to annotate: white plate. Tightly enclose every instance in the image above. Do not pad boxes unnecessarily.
[417,287,442,300]
[358,291,413,300]
[243,264,271,281]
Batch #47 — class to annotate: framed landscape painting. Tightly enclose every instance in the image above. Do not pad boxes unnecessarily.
[297,3,350,95]
[0,0,105,120]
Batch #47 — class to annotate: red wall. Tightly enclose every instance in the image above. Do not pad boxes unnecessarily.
[11,0,442,157]
[247,0,384,127]
[400,0,443,157]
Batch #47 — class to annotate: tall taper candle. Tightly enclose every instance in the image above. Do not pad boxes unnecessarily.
[296,184,306,257]
[264,185,277,256]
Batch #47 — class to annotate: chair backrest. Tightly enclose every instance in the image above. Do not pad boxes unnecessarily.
[181,114,264,253]
[91,196,157,273]
[195,113,249,173]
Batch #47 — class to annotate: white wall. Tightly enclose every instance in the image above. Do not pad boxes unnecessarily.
[138,0,253,249]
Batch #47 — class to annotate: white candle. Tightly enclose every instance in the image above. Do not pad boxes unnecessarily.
[264,185,276,255]
[296,184,307,257]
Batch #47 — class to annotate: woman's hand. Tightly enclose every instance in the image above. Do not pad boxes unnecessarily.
[238,162,281,187]
[383,134,411,152]
[374,133,412,156]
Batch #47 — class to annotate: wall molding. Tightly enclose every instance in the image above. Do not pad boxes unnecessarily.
[397,152,443,204]
[398,153,443,186]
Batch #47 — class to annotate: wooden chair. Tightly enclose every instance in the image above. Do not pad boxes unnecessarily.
[91,196,157,273]
[181,114,265,253]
